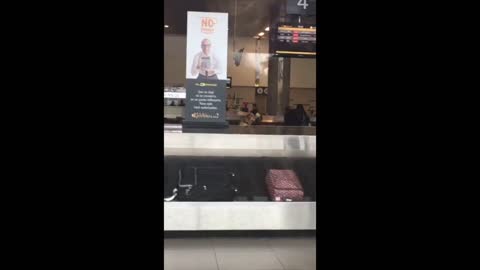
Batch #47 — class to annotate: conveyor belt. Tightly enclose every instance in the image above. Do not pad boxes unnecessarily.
[163,125,317,231]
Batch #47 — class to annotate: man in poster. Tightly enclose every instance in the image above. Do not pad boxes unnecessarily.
[190,38,222,80]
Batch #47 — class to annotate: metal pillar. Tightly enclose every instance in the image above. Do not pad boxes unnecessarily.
[267,57,290,116]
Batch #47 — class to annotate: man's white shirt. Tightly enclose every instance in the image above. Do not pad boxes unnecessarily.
[191,52,222,77]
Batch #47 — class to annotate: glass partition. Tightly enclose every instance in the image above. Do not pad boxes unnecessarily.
[164,0,317,131]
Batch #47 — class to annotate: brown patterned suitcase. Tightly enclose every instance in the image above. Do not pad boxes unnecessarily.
[265,169,304,202]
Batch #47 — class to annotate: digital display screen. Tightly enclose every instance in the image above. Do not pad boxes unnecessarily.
[278,26,316,44]
[270,24,316,57]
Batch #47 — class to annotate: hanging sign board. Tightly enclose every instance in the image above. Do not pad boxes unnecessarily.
[286,0,316,15]
[183,11,229,128]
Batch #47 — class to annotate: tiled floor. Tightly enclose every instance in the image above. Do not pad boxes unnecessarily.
[164,237,316,270]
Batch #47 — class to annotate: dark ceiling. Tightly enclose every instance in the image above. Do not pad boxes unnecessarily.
[164,0,277,37]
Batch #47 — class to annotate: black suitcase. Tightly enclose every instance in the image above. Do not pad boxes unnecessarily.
[176,167,238,201]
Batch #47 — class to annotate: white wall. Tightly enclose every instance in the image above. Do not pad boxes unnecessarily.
[164,34,187,85]
[290,58,316,88]
[227,87,256,104]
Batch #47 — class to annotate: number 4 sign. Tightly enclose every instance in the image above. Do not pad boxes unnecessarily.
[286,0,315,15]
[297,0,309,9]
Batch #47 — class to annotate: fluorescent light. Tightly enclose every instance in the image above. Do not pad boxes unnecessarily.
[258,32,265,36]
[265,27,270,31]
[164,25,169,28]
[253,35,259,39]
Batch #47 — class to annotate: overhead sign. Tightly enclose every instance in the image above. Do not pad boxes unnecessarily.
[286,0,316,15]
[184,11,229,128]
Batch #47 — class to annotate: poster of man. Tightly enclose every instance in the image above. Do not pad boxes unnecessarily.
[186,12,228,81]
[190,38,222,80]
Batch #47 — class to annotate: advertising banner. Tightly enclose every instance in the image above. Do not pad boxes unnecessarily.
[183,11,229,128]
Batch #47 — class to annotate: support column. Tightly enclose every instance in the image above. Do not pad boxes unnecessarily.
[267,57,290,116]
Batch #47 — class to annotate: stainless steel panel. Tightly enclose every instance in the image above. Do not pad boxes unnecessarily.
[164,133,316,157]
[164,124,183,133]
[164,202,316,231]
[164,124,316,136]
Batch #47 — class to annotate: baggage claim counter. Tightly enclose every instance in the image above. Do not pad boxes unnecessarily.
[164,124,316,231]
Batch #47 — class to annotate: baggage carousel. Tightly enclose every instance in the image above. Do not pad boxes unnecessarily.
[164,124,316,231]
